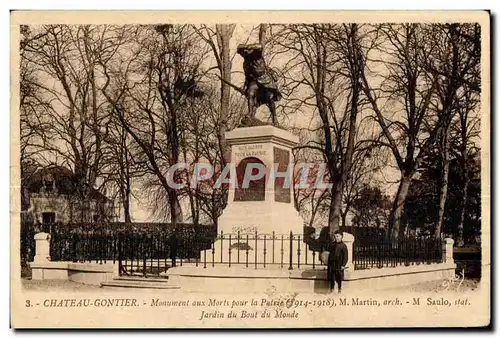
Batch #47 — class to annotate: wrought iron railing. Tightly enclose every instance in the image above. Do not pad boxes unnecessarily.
[192,231,324,270]
[20,215,36,267]
[352,236,443,270]
[27,221,216,264]
[22,220,446,277]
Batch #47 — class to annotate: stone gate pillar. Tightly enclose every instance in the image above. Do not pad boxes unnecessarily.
[34,232,51,263]
[342,233,354,278]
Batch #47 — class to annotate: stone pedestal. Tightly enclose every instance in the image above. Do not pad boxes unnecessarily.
[342,233,354,279]
[181,126,312,289]
[218,125,304,236]
[443,238,455,264]
[33,232,51,263]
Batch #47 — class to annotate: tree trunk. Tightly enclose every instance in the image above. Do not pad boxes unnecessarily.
[121,125,132,223]
[123,154,132,223]
[435,161,450,239]
[168,188,183,224]
[389,173,412,238]
[457,167,469,246]
[119,184,126,222]
[215,24,235,166]
[435,24,461,239]
[259,24,268,49]
[457,117,469,247]
[455,67,476,246]
[435,127,450,239]
[328,24,361,238]
[308,189,326,228]
[123,186,131,223]
[328,180,343,236]
[341,209,348,228]
[211,190,219,226]
[168,98,182,225]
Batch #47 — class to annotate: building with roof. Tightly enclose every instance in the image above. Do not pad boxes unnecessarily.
[22,165,116,225]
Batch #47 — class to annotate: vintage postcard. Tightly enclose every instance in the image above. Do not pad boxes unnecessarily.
[10,10,490,328]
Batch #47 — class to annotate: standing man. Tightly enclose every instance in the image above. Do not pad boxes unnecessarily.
[327,230,348,293]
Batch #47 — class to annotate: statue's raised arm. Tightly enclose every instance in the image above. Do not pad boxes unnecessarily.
[237,43,282,127]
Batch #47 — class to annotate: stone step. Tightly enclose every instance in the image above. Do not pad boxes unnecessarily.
[100,279,180,290]
[114,276,169,283]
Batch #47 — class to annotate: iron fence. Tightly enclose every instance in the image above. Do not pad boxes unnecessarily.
[21,221,216,275]
[50,229,119,263]
[353,236,443,269]
[193,231,325,270]
[20,215,36,268]
[22,220,446,277]
[116,228,215,276]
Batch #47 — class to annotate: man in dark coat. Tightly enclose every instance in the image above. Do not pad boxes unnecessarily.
[326,230,348,293]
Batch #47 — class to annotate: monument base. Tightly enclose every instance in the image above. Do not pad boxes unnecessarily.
[218,200,304,235]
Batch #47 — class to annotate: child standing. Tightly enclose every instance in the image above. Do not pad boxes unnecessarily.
[326,230,348,293]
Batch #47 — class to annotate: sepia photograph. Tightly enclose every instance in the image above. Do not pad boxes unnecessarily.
[10,10,490,328]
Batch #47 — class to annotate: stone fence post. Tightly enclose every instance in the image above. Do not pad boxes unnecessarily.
[442,238,454,264]
[343,233,355,276]
[34,232,51,263]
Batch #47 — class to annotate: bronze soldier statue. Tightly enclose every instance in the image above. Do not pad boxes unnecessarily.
[237,43,282,126]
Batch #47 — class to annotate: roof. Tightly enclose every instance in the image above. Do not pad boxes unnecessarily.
[25,165,109,201]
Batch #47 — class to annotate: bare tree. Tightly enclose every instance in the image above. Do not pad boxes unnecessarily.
[19,26,52,210]
[100,112,142,223]
[22,25,132,221]
[101,24,210,224]
[438,24,481,244]
[292,143,331,228]
[424,23,481,238]
[183,85,244,224]
[341,134,389,228]
[271,23,367,236]
[20,26,49,166]
[419,23,481,239]
[195,24,236,165]
[453,90,480,245]
[361,23,448,238]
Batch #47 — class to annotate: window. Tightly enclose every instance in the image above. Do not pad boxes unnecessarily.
[42,212,55,224]
[42,212,55,232]
[44,180,53,193]
[43,174,55,193]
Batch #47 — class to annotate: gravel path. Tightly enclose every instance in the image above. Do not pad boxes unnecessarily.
[22,279,106,292]
[386,278,481,293]
[21,277,482,293]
